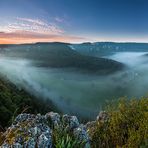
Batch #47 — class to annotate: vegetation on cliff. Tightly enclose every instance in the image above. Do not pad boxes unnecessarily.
[0,77,57,128]
[0,98,148,147]
[88,98,148,147]
[0,77,148,147]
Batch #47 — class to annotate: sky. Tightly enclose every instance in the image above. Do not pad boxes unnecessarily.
[0,0,148,44]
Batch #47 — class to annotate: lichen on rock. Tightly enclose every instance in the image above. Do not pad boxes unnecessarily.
[1,112,91,148]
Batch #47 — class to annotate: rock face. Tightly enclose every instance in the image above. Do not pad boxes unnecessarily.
[1,113,52,148]
[1,112,91,148]
[96,111,109,123]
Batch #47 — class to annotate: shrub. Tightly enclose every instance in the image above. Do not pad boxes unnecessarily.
[88,98,148,148]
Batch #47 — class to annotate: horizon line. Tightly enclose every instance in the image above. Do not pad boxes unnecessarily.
[1,41,148,45]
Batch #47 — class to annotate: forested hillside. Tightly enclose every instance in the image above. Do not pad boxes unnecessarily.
[0,76,56,128]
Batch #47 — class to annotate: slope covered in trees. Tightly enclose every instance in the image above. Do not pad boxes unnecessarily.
[0,76,57,128]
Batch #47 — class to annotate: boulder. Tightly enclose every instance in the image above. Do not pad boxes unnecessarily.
[62,114,79,130]
[96,111,109,122]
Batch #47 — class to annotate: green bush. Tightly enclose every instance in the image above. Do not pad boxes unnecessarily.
[88,98,148,148]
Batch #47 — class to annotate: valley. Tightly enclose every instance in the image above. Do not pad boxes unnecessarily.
[0,42,148,120]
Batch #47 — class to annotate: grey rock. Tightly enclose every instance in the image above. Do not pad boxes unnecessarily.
[37,132,52,148]
[15,136,23,144]
[1,143,11,148]
[1,112,94,148]
[24,138,36,148]
[86,121,96,129]
[35,114,46,123]
[14,113,29,123]
[14,113,36,125]
[73,125,90,148]
[96,111,109,122]
[70,116,80,129]
[63,114,79,130]
[45,112,61,127]
[41,124,50,133]
[29,127,38,137]
[2,142,22,148]
[13,143,23,148]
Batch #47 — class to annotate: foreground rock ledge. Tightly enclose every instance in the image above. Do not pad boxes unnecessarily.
[1,111,108,148]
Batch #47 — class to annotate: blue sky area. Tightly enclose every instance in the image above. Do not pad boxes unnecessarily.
[0,0,147,43]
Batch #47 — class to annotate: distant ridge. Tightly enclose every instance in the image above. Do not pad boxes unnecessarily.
[1,41,148,46]
[0,42,124,74]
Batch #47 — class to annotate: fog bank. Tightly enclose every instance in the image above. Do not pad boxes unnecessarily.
[1,52,148,119]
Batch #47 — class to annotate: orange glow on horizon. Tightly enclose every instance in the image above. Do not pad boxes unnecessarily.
[0,36,88,44]
[0,35,148,44]
[0,29,88,44]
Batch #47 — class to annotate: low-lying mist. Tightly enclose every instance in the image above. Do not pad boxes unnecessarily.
[0,51,148,120]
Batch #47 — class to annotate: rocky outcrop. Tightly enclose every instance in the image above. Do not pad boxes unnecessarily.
[1,111,98,148]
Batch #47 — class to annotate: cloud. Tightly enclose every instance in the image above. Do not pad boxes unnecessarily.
[0,17,89,44]
[0,17,64,35]
[16,17,64,34]
[55,17,64,23]
[17,17,47,26]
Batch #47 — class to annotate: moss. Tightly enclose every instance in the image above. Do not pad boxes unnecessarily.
[4,121,32,145]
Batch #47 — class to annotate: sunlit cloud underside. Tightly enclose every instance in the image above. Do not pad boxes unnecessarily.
[0,17,87,44]
[0,17,147,44]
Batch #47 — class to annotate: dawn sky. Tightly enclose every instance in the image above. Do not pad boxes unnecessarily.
[0,0,148,44]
